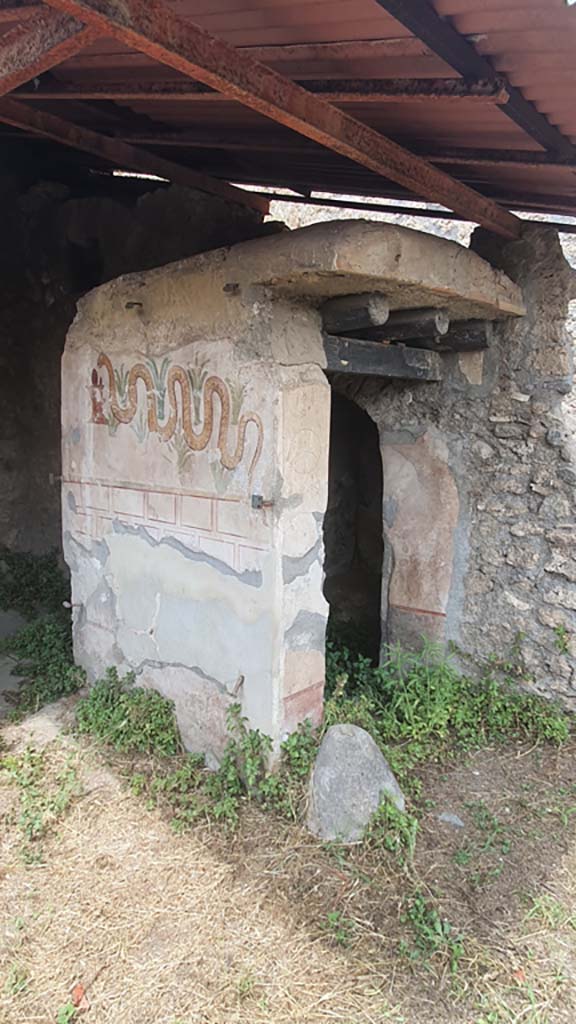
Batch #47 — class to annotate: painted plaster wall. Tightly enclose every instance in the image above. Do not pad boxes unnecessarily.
[62,256,330,763]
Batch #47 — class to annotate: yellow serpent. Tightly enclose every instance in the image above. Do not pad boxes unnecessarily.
[96,353,263,478]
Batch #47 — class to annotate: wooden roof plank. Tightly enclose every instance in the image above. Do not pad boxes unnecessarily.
[0,8,96,96]
[0,95,269,212]
[41,0,521,237]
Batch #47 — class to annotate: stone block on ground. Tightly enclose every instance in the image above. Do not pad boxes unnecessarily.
[306,723,405,843]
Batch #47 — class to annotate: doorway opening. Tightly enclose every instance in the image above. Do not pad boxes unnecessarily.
[323,391,384,664]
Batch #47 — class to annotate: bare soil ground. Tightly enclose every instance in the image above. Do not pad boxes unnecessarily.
[2,701,576,1024]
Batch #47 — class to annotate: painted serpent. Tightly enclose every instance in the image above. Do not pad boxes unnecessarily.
[96,353,263,478]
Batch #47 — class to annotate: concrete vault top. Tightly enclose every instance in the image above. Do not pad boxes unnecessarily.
[229,220,526,320]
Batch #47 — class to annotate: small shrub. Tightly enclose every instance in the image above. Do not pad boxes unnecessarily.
[76,668,182,756]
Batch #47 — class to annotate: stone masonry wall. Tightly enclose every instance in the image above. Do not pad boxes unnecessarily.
[0,176,264,553]
[342,224,576,701]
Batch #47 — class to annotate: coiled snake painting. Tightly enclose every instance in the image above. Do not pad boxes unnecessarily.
[90,353,264,480]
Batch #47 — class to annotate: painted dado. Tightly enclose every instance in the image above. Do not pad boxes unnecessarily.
[64,219,574,763]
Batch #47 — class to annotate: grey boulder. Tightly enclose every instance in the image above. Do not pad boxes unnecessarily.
[306,723,405,843]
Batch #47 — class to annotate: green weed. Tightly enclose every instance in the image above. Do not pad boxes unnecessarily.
[452,801,512,888]
[76,668,182,756]
[0,747,80,863]
[4,964,29,996]
[401,890,464,975]
[321,910,355,947]
[128,702,319,830]
[56,1002,77,1024]
[524,893,576,930]
[0,614,84,715]
[366,798,419,866]
[553,624,570,655]
[324,639,569,791]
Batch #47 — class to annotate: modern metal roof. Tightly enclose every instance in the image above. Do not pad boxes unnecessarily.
[1,0,576,230]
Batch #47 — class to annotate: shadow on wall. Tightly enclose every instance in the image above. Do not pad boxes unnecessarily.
[323,391,384,662]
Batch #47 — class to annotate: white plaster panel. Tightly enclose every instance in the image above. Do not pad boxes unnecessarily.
[280,373,330,515]
[111,487,146,518]
[181,495,213,531]
[83,482,110,512]
[147,491,177,524]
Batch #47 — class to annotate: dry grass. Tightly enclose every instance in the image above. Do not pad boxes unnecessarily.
[1,706,576,1023]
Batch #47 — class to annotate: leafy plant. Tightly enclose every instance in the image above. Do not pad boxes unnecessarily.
[524,893,576,931]
[321,910,355,948]
[325,638,569,792]
[553,624,570,655]
[366,798,419,866]
[4,964,29,996]
[56,1002,78,1024]
[76,668,182,756]
[401,890,464,975]
[0,614,84,715]
[0,546,69,620]
[0,747,80,863]
[117,701,319,831]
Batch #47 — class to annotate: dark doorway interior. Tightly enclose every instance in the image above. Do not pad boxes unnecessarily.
[323,391,384,662]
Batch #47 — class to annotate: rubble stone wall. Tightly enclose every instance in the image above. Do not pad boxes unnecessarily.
[342,225,576,700]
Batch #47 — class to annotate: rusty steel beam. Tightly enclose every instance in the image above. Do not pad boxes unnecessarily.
[14,76,509,104]
[52,127,576,174]
[373,0,576,158]
[41,0,521,238]
[0,97,269,213]
[246,37,433,66]
[0,1,43,22]
[0,8,97,96]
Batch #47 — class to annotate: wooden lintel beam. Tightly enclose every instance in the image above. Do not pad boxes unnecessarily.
[42,0,520,238]
[0,8,96,96]
[350,307,450,343]
[374,0,576,158]
[323,333,443,380]
[0,97,269,213]
[321,293,390,335]
[407,320,493,352]
[14,77,509,104]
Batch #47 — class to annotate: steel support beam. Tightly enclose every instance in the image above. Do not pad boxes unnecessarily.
[373,0,576,158]
[0,8,96,96]
[0,97,269,213]
[14,77,509,104]
[0,2,43,21]
[42,0,521,238]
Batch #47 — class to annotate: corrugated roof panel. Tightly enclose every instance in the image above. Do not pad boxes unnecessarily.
[2,0,576,216]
